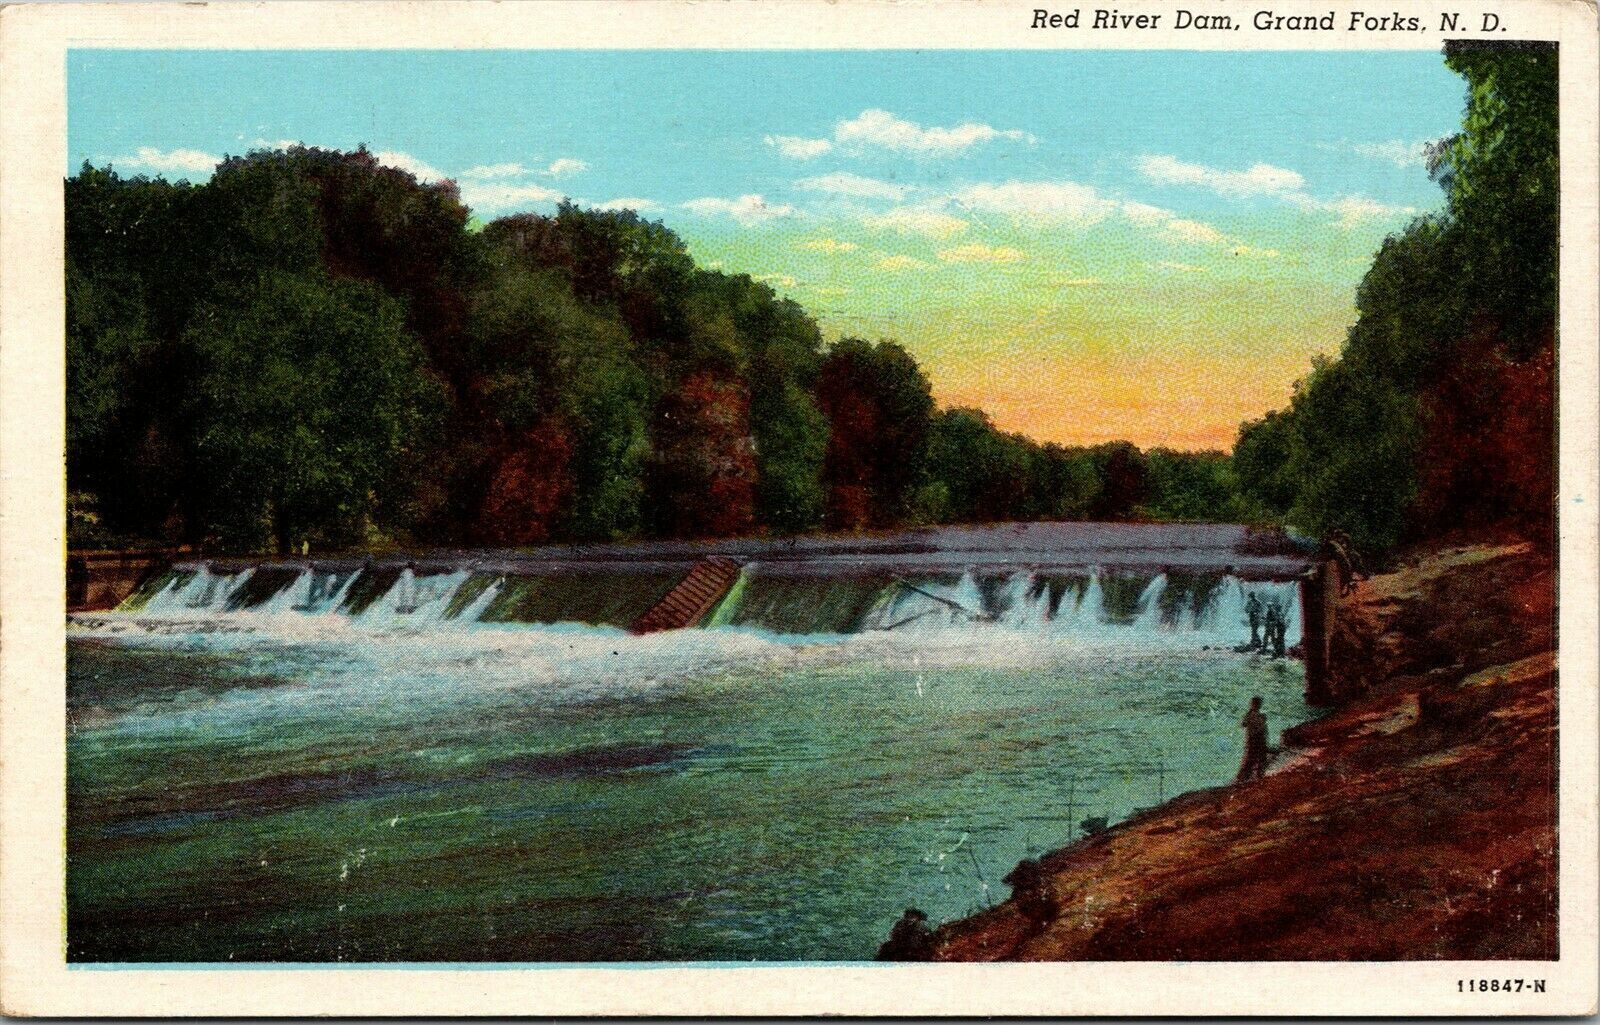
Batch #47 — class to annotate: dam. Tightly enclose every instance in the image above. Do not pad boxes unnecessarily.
[67,521,1332,963]
[112,522,1322,636]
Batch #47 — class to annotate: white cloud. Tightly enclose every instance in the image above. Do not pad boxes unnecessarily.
[1138,153,1413,231]
[754,273,800,289]
[110,146,221,176]
[937,243,1026,264]
[1118,201,1172,227]
[459,180,563,214]
[1352,140,1432,167]
[768,109,1032,160]
[681,194,798,226]
[799,238,860,254]
[1163,218,1227,244]
[463,162,528,179]
[544,158,587,178]
[1322,137,1446,168]
[875,254,927,272]
[594,197,661,213]
[461,158,585,180]
[1138,154,1306,197]
[1156,261,1207,273]
[375,150,448,182]
[766,134,834,160]
[796,171,909,202]
[834,109,1033,156]
[860,207,969,239]
[1318,194,1412,229]
[940,180,1247,254]
[1057,277,1104,287]
[951,180,1119,224]
[1230,243,1282,258]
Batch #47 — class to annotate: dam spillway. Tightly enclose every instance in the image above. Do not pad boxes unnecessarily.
[107,521,1317,647]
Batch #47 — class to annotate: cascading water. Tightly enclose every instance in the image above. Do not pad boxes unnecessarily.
[360,569,471,626]
[111,560,1301,649]
[451,576,505,623]
[139,566,254,614]
[1070,570,1106,628]
[1132,573,1168,630]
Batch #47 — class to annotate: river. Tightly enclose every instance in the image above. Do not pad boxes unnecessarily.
[67,555,1312,962]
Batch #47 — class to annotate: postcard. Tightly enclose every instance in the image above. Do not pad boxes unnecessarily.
[1,0,1596,1016]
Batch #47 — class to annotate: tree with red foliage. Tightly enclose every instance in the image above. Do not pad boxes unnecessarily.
[814,338,935,530]
[1411,324,1555,543]
[646,371,757,538]
[476,421,576,546]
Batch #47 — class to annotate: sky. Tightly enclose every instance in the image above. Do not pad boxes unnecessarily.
[68,50,1466,450]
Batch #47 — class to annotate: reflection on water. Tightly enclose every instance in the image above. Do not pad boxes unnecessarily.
[67,594,1310,962]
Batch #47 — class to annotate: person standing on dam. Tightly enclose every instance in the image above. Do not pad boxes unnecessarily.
[1263,602,1286,658]
[1236,696,1269,782]
[1245,592,1264,649]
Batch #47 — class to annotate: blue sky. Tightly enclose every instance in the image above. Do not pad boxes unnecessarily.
[68,49,1467,448]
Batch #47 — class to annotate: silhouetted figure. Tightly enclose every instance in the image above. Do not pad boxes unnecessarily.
[1263,604,1286,658]
[876,907,936,961]
[1245,593,1263,649]
[1002,857,1059,927]
[1236,696,1269,781]
[1325,528,1365,595]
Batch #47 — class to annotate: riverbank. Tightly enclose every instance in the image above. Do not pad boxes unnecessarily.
[933,538,1556,960]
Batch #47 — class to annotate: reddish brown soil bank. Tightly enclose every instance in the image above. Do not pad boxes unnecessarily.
[935,540,1556,961]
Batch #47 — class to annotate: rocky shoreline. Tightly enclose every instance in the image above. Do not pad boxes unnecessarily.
[932,539,1557,961]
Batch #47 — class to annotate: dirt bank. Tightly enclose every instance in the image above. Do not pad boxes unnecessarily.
[934,539,1556,961]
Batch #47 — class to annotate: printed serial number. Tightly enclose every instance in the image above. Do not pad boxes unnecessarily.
[1459,979,1546,993]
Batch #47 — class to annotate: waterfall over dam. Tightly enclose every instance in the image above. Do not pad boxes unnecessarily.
[112,522,1317,646]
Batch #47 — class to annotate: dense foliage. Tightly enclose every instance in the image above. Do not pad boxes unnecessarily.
[1233,42,1557,557]
[67,149,1240,552]
[70,43,1553,555]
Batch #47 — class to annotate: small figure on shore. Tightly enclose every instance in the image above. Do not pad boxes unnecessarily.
[1245,592,1263,650]
[1236,695,1269,782]
[1263,603,1286,658]
[1002,856,1059,928]
[1325,528,1365,595]
[876,907,937,961]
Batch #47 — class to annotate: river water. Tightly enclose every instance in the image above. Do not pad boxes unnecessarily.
[67,563,1311,962]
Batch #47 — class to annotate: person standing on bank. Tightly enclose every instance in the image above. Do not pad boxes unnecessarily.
[876,907,937,961]
[1236,696,1269,782]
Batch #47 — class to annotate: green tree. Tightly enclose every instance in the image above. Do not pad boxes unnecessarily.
[1143,449,1237,522]
[1232,410,1297,516]
[186,271,440,552]
[924,408,1035,523]
[815,338,935,529]
[1087,442,1149,521]
[1231,42,1557,557]
[1433,41,1558,354]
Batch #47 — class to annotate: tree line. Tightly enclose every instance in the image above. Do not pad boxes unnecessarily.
[69,43,1553,559]
[1231,41,1556,558]
[68,149,1245,553]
